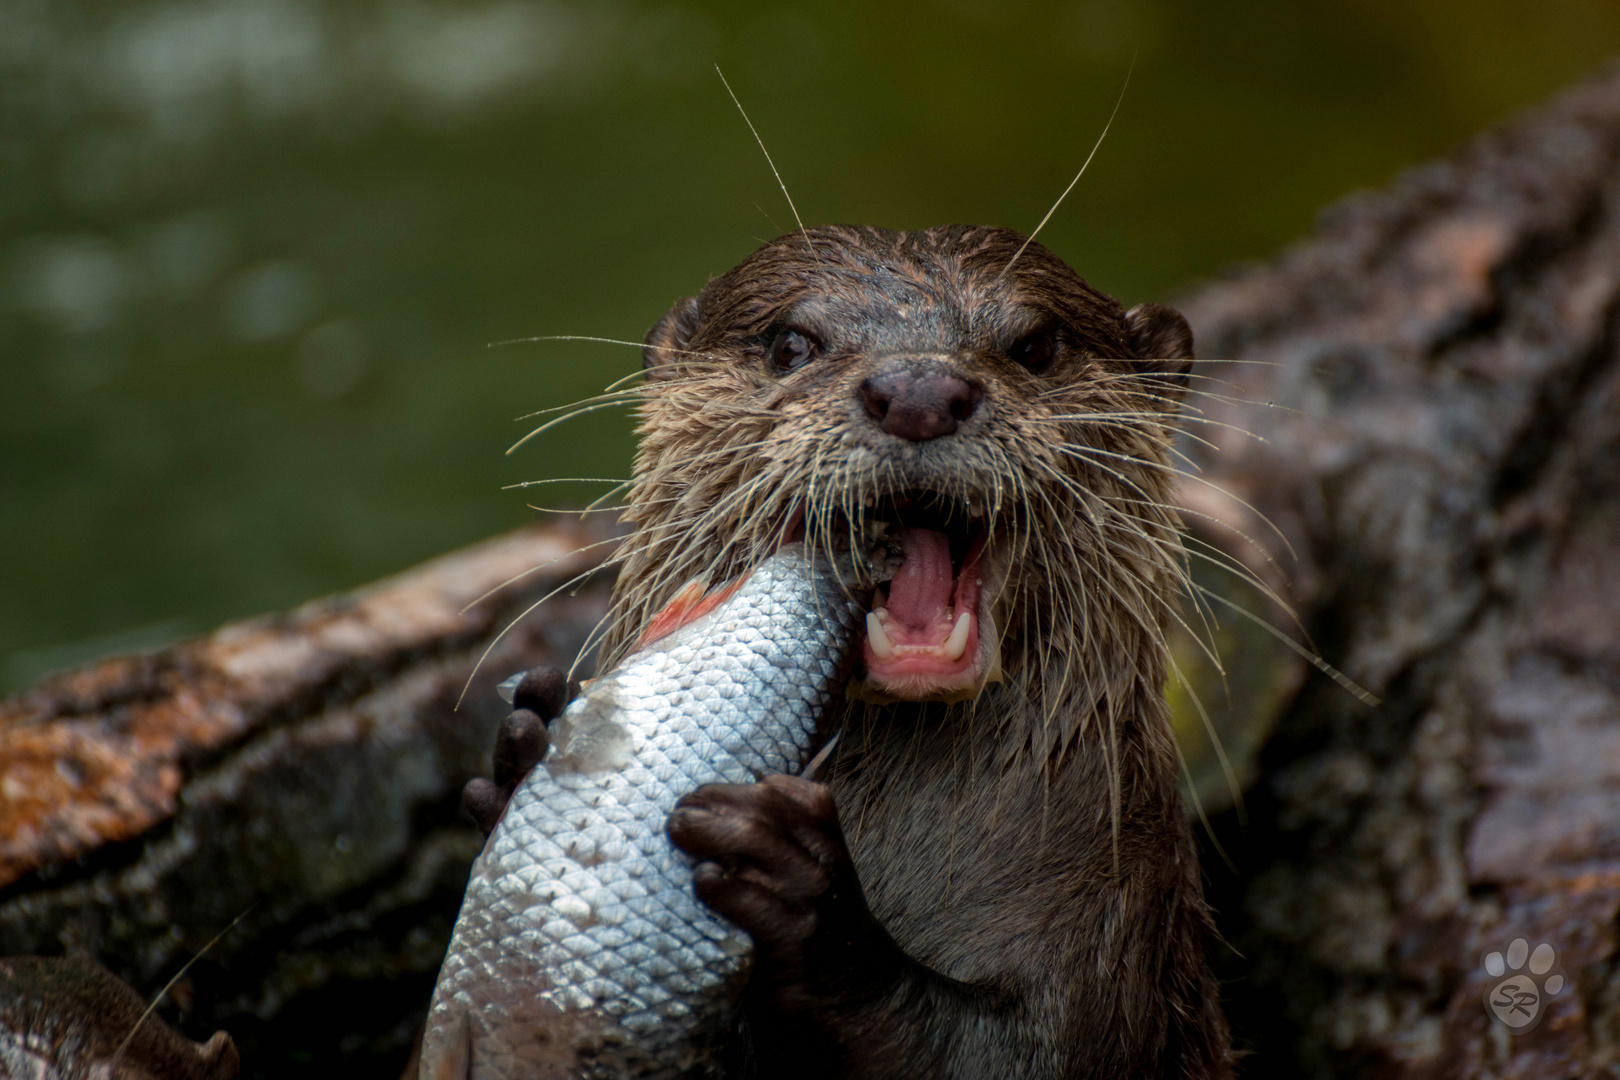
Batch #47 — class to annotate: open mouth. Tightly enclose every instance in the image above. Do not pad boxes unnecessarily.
[845,494,1000,703]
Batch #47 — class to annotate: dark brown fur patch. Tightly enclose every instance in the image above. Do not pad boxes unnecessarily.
[609,225,1231,1078]
[0,957,239,1080]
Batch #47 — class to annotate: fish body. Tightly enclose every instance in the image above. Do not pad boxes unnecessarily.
[420,547,864,1079]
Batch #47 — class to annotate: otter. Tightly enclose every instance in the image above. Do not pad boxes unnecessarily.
[0,956,239,1080]
[464,224,1234,1079]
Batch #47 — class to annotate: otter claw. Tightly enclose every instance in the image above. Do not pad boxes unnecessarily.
[497,666,573,716]
[463,667,577,835]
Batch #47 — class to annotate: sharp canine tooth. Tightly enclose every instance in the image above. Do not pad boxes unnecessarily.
[945,610,972,661]
[867,611,894,659]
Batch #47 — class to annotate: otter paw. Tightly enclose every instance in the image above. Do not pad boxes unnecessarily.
[667,774,860,965]
[461,666,574,835]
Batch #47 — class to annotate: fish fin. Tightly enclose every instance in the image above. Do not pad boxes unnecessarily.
[632,576,708,649]
[800,730,841,781]
[423,1012,472,1080]
[631,572,753,650]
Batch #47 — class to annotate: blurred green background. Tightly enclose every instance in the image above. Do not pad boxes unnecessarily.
[4,0,1619,694]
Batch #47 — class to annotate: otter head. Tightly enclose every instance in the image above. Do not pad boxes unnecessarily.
[610,225,1192,741]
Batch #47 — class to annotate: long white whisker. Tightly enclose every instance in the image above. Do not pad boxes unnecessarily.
[1002,51,1137,277]
[1198,586,1381,707]
[716,66,817,260]
[508,400,636,454]
[489,333,734,368]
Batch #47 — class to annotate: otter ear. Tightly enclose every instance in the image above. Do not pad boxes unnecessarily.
[643,296,701,379]
[1123,302,1193,402]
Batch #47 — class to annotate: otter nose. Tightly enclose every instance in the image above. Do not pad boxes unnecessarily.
[859,367,981,442]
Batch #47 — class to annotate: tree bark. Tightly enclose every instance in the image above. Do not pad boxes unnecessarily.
[1180,59,1620,1080]
[0,520,616,1074]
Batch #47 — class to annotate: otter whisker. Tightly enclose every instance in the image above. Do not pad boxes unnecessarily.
[1159,525,1295,623]
[1055,442,1298,559]
[1092,376,1291,415]
[1197,586,1382,707]
[1034,412,1224,457]
[456,553,638,708]
[1167,652,1246,823]
[1088,515,1225,678]
[513,387,652,424]
[566,601,624,683]
[508,400,644,454]
[1169,713,1239,872]
[637,438,778,477]
[563,498,777,667]
[1079,368,1261,402]
[1002,51,1136,277]
[492,333,736,369]
[455,530,631,617]
[1171,503,1292,591]
[503,476,631,490]
[109,908,252,1070]
[1090,500,1291,642]
[1027,477,1195,693]
[581,482,638,516]
[1033,409,1259,451]
[520,501,629,516]
[715,66,817,262]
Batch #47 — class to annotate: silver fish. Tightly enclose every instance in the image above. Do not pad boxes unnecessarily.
[419,545,865,1080]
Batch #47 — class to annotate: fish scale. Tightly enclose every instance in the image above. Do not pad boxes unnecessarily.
[420,547,865,1079]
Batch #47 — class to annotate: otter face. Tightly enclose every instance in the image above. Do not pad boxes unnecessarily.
[615,224,1192,710]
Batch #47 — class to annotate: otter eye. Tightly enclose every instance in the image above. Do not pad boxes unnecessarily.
[1008,328,1057,373]
[770,328,819,372]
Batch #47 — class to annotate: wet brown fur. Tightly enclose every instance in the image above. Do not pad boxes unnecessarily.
[608,225,1231,1078]
[0,957,239,1080]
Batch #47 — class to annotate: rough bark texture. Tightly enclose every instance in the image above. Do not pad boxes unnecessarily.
[0,521,615,1076]
[7,62,1620,1080]
[1181,60,1620,1080]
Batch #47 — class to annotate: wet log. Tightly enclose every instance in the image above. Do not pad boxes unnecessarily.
[1181,59,1620,1079]
[0,520,616,1075]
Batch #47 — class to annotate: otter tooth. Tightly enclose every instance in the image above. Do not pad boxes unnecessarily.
[944,611,972,662]
[866,611,894,659]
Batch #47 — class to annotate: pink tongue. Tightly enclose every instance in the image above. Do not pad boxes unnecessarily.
[886,527,955,629]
